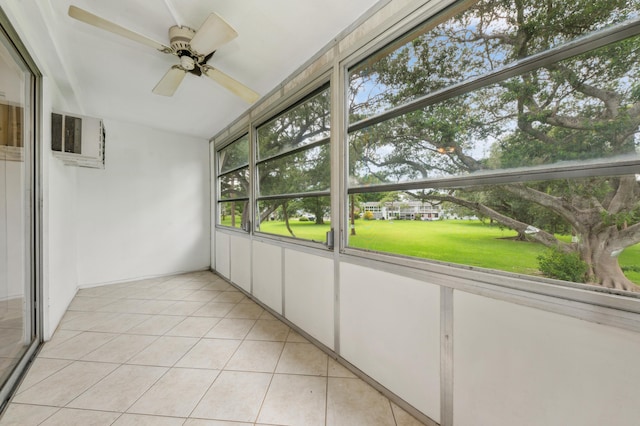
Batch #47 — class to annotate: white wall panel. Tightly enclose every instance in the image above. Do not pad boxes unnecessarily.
[230,235,251,292]
[252,241,282,314]
[284,249,334,348]
[215,231,230,280]
[340,262,441,421]
[76,120,210,286]
[454,291,640,426]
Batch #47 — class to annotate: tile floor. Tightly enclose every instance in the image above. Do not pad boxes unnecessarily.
[0,271,426,426]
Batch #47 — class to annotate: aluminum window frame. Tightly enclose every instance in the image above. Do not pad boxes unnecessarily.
[253,83,333,245]
[341,3,640,305]
[215,132,251,232]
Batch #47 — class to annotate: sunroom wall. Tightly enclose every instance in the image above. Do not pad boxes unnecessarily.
[212,1,640,425]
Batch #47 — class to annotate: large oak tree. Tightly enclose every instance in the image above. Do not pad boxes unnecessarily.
[349,0,640,291]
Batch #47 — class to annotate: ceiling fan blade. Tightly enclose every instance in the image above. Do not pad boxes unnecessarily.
[202,65,259,103]
[68,6,171,53]
[189,13,238,56]
[152,66,187,96]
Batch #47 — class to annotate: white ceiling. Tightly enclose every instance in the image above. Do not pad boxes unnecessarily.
[35,0,383,139]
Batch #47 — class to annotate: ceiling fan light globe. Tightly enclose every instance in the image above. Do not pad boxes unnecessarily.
[180,55,195,70]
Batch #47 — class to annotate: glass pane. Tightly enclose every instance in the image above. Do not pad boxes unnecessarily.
[258,144,330,196]
[348,174,640,293]
[218,134,249,174]
[257,196,331,242]
[349,34,640,186]
[0,30,34,388]
[218,200,250,230]
[348,0,639,120]
[219,167,249,200]
[257,88,330,160]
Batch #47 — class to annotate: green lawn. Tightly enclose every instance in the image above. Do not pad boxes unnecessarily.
[257,218,640,285]
[349,219,544,275]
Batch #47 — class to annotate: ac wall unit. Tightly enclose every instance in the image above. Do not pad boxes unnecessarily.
[51,111,105,169]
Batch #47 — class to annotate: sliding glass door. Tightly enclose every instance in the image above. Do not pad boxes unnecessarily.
[0,8,40,408]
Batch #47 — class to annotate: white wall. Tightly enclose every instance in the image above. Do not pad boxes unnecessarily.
[453,291,640,426]
[76,119,210,286]
[252,240,283,314]
[229,235,251,292]
[340,262,441,422]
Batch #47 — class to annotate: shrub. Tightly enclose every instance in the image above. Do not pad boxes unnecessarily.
[298,216,309,222]
[537,247,588,283]
[363,211,374,220]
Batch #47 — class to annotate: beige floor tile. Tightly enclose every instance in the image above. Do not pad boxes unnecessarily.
[112,413,186,426]
[326,377,396,426]
[126,288,170,300]
[41,329,82,349]
[286,329,310,343]
[134,300,179,314]
[193,302,236,317]
[88,313,151,333]
[391,401,434,426]
[181,290,221,302]
[0,403,59,425]
[258,311,278,320]
[276,342,328,376]
[225,303,264,319]
[125,315,186,335]
[257,374,327,426]
[156,288,198,301]
[160,301,206,316]
[166,316,220,337]
[67,364,167,412]
[76,286,114,297]
[191,371,272,422]
[328,358,357,378]
[205,282,234,291]
[246,319,290,342]
[16,358,73,393]
[81,334,158,363]
[174,281,210,290]
[39,408,121,425]
[96,298,150,314]
[213,292,246,303]
[183,420,251,426]
[59,311,119,331]
[68,296,120,312]
[127,336,199,367]
[38,331,119,360]
[128,367,219,417]
[205,318,255,340]
[12,361,118,406]
[175,338,240,369]
[225,340,284,373]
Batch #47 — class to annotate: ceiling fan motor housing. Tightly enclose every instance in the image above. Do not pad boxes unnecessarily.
[169,26,207,73]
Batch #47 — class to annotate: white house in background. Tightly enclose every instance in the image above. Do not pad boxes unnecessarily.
[362,200,442,220]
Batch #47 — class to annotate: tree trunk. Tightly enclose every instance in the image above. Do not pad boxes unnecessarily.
[241,201,250,231]
[282,201,296,238]
[350,194,356,236]
[231,201,236,228]
[582,232,639,292]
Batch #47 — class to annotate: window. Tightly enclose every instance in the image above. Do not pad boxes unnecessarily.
[0,7,40,406]
[347,0,640,294]
[256,86,331,243]
[217,134,250,230]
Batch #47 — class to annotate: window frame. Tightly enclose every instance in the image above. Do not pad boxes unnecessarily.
[253,83,333,246]
[215,133,251,233]
[340,1,640,308]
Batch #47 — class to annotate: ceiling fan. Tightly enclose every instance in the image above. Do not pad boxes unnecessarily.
[68,6,260,103]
